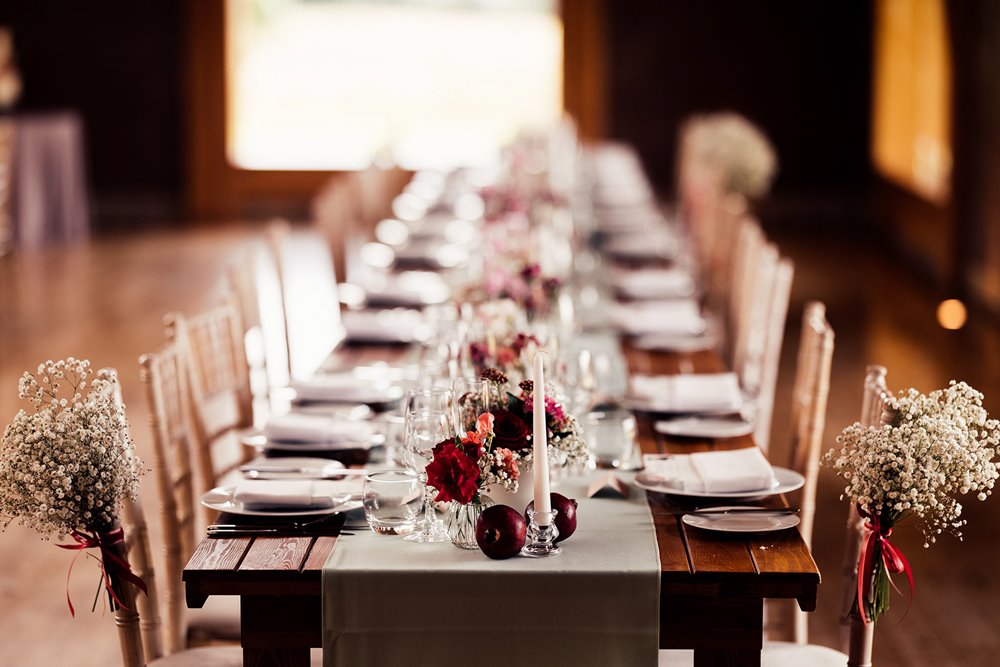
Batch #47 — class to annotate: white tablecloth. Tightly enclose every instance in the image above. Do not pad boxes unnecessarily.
[323,471,660,666]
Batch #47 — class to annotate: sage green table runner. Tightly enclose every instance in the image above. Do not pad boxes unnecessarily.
[322,471,660,666]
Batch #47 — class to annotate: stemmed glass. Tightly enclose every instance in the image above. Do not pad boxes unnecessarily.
[402,407,453,543]
[405,385,453,415]
[450,377,491,436]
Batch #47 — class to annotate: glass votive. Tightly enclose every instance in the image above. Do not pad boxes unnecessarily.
[584,408,638,469]
[363,470,422,536]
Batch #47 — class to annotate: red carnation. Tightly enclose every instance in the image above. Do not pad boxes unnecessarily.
[425,441,481,504]
[492,409,531,453]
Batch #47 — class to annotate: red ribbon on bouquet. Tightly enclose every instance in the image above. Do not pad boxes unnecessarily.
[57,526,148,617]
[856,506,914,625]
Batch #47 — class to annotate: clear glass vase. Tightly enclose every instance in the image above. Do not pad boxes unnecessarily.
[445,493,494,549]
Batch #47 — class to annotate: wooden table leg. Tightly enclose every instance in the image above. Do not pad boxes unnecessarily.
[693,648,761,667]
[661,594,763,667]
[243,647,311,667]
[240,594,321,667]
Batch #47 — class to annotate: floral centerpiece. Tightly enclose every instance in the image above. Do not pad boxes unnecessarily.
[469,330,538,382]
[425,412,519,548]
[481,368,588,508]
[463,262,562,321]
[824,381,1000,624]
[0,359,146,615]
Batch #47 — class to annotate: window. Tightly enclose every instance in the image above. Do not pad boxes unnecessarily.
[226,0,563,171]
[871,0,952,203]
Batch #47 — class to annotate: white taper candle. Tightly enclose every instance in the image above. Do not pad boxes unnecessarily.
[532,351,552,523]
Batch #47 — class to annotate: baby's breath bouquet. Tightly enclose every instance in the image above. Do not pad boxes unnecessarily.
[0,358,145,615]
[825,381,1000,624]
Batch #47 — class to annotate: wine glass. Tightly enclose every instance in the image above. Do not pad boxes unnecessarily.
[451,377,491,436]
[404,386,453,416]
[402,407,453,543]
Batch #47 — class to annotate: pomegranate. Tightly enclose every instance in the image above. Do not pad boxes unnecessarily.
[525,493,578,543]
[475,505,527,559]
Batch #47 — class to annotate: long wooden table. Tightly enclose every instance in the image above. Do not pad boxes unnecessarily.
[183,344,820,667]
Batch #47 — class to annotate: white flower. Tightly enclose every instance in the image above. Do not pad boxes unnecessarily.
[0,360,144,537]
[684,112,778,198]
[824,381,1000,545]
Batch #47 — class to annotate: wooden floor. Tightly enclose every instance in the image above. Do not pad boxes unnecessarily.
[2,224,1000,665]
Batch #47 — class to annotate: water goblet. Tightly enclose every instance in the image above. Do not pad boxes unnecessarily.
[450,377,491,436]
[402,407,453,543]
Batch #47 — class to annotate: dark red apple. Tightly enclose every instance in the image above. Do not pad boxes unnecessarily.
[525,493,578,543]
[476,505,527,559]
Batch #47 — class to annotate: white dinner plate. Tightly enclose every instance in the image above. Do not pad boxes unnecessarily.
[682,506,801,534]
[201,484,362,518]
[239,457,346,479]
[634,465,805,499]
[241,429,384,453]
[633,331,719,353]
[654,417,755,439]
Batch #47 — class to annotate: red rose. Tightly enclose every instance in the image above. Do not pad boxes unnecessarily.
[425,441,481,505]
[492,409,531,453]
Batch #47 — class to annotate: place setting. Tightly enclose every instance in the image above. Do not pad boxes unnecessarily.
[635,447,805,534]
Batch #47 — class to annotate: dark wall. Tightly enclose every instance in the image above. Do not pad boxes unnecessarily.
[0,2,874,224]
[607,1,874,196]
[0,2,183,224]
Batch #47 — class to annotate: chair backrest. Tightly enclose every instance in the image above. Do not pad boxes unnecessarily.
[701,194,749,316]
[783,302,835,644]
[138,344,200,654]
[727,217,766,370]
[838,364,895,666]
[227,242,288,419]
[264,224,345,380]
[788,302,835,548]
[97,369,163,666]
[266,219,295,377]
[164,300,253,510]
[121,495,164,665]
[730,236,794,453]
[753,253,794,452]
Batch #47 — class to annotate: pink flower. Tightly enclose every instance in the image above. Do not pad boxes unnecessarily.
[494,447,519,482]
[476,412,495,437]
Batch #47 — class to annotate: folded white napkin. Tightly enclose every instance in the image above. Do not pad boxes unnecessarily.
[342,309,423,343]
[611,267,696,300]
[362,274,450,308]
[642,448,777,493]
[629,373,742,413]
[611,299,705,336]
[264,413,375,444]
[603,231,677,261]
[291,374,398,404]
[233,479,353,509]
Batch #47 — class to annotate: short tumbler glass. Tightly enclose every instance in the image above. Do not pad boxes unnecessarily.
[363,470,423,536]
[584,408,638,469]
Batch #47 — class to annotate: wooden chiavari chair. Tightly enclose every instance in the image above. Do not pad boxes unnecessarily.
[163,300,254,518]
[756,365,891,667]
[114,495,245,667]
[227,241,289,418]
[764,302,835,644]
[728,233,794,454]
[138,347,241,652]
[312,181,354,284]
[88,365,238,666]
[787,302,836,551]
[727,217,767,369]
[264,222,345,380]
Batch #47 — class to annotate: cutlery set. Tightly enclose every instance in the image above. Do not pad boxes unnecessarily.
[207,515,362,537]
[662,506,799,517]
